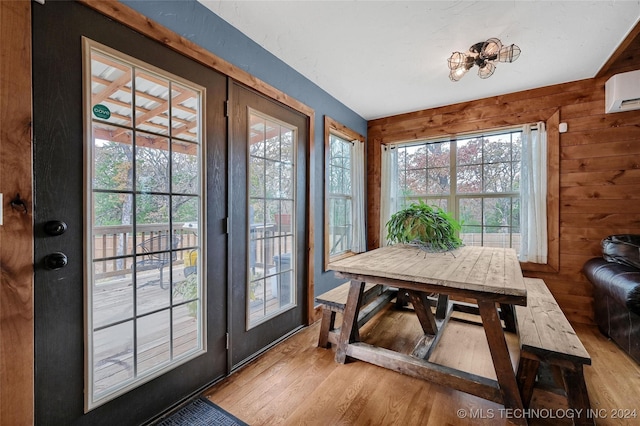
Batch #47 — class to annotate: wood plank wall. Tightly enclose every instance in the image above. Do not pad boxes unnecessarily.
[0,2,34,425]
[368,50,640,326]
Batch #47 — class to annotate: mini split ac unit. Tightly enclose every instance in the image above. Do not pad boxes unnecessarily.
[605,69,640,113]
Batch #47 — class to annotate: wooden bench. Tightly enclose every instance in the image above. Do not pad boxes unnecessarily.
[516,278,593,426]
[315,282,397,348]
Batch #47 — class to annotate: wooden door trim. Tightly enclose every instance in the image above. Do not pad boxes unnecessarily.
[0,1,34,424]
[78,0,313,118]
[77,0,316,325]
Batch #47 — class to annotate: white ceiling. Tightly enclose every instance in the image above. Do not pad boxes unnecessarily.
[200,1,640,120]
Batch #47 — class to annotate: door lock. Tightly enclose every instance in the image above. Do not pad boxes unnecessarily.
[44,252,68,270]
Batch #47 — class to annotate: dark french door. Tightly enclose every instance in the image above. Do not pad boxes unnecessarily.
[33,2,227,424]
[229,82,308,368]
[33,3,308,424]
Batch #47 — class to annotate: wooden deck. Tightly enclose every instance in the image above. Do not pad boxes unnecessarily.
[92,268,199,396]
[92,264,284,396]
[91,221,293,394]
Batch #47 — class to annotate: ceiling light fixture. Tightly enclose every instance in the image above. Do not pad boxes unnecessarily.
[447,38,521,82]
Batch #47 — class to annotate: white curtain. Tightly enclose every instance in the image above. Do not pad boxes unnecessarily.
[350,140,366,253]
[379,145,397,246]
[519,122,548,263]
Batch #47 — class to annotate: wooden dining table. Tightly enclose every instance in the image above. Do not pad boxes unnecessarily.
[328,244,528,425]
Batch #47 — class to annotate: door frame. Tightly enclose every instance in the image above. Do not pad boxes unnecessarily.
[0,1,315,422]
[0,1,34,424]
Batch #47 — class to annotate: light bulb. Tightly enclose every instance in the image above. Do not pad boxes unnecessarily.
[482,38,502,58]
[498,44,521,63]
[449,66,468,82]
[447,52,467,70]
[478,62,496,79]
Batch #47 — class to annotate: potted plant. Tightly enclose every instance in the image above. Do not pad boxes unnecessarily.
[385,201,463,251]
[173,274,199,317]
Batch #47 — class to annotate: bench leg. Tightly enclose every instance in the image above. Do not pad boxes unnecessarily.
[318,309,336,349]
[500,303,517,333]
[560,364,593,426]
[335,281,365,364]
[516,355,539,408]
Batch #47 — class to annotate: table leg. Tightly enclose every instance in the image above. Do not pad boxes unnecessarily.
[395,289,409,308]
[436,294,449,320]
[478,300,526,426]
[407,290,438,335]
[335,280,365,364]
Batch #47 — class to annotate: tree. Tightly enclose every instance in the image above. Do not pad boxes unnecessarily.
[394,132,522,245]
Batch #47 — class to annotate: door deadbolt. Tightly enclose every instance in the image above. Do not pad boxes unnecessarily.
[44,252,68,270]
[44,220,68,236]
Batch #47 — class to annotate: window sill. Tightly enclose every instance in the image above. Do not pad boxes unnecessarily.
[325,251,356,271]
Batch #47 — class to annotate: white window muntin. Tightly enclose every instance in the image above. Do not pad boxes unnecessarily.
[394,127,526,251]
[83,38,206,410]
[246,108,297,329]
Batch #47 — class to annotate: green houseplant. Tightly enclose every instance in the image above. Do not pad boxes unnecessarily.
[174,274,199,317]
[386,201,463,251]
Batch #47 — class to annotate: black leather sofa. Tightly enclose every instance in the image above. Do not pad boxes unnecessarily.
[583,235,640,365]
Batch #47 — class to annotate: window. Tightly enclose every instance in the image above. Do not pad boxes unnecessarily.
[84,39,205,409]
[328,133,353,256]
[324,117,365,267]
[247,110,297,328]
[394,129,528,254]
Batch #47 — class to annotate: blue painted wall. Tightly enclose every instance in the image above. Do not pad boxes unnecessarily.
[123,0,366,297]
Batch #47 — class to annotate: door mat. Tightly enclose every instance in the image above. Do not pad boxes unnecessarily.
[156,397,249,426]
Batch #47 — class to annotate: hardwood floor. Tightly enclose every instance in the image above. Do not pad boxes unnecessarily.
[204,306,640,425]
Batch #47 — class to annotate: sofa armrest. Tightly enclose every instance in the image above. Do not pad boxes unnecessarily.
[583,257,640,315]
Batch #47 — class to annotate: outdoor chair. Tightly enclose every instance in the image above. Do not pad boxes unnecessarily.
[136,234,179,289]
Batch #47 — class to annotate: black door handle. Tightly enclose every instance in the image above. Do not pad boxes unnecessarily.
[44,252,68,270]
[44,220,68,236]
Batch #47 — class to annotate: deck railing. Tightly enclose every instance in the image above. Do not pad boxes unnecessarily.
[93,223,292,280]
[460,232,521,254]
[93,223,198,280]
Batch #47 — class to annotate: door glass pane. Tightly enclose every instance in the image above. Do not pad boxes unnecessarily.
[92,193,133,259]
[92,261,133,329]
[90,52,132,128]
[93,321,134,399]
[86,42,205,409]
[171,84,199,143]
[247,110,296,328]
[172,141,199,194]
[173,302,200,357]
[134,70,169,136]
[135,134,169,193]
[136,311,171,374]
[92,123,133,191]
